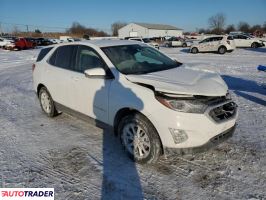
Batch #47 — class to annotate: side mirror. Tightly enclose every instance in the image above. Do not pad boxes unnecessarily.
[84,67,106,77]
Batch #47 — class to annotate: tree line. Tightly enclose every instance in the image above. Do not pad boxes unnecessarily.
[197,13,266,36]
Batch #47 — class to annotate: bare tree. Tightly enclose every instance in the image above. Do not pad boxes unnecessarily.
[111,22,127,36]
[208,13,226,34]
[225,24,236,33]
[238,22,250,32]
[263,22,266,32]
[68,22,108,37]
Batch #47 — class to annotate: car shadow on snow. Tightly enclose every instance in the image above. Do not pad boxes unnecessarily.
[244,47,266,53]
[93,75,145,199]
[180,48,190,53]
[222,75,266,106]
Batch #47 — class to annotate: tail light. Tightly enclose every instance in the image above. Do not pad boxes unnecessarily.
[32,63,36,71]
[227,40,230,45]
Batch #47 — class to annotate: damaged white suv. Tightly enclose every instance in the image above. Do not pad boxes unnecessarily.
[33,40,238,163]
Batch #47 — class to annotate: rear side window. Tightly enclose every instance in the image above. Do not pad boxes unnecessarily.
[37,47,53,62]
[49,45,76,70]
[227,36,234,40]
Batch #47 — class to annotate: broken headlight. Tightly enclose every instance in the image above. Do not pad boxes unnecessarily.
[156,95,208,113]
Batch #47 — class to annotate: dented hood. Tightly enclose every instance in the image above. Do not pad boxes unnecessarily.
[126,65,228,96]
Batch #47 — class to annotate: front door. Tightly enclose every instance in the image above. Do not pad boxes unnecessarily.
[68,45,111,123]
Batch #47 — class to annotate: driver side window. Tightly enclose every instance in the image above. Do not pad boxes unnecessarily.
[75,45,107,73]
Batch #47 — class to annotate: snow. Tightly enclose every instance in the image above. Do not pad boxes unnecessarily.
[0,47,265,200]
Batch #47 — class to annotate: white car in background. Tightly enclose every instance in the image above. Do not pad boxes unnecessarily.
[230,34,264,48]
[128,37,159,49]
[33,40,237,163]
[0,37,14,49]
[190,36,235,54]
[164,37,192,47]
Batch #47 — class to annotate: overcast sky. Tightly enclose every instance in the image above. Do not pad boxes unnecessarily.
[1,0,266,33]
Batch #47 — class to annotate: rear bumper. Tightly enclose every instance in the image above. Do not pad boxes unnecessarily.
[164,124,236,156]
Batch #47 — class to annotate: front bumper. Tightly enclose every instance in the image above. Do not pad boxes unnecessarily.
[149,99,238,151]
[164,124,236,156]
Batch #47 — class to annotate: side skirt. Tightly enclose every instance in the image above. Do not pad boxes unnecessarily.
[54,102,113,132]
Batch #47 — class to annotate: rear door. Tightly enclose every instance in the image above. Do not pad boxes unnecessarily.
[210,37,223,51]
[44,45,77,107]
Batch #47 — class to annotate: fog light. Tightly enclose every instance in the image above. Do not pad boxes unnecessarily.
[169,128,188,144]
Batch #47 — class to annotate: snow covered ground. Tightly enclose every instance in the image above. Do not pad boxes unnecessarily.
[0,47,265,200]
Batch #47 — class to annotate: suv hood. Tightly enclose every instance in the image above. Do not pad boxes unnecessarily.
[126,65,228,96]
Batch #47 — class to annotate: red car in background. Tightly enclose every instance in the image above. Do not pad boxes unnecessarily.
[14,37,35,50]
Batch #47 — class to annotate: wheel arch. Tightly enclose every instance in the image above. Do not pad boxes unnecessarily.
[218,45,227,50]
[37,83,46,96]
[113,107,164,153]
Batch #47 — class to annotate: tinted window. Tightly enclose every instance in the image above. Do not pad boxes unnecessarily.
[75,45,106,73]
[200,38,210,43]
[49,49,57,65]
[54,45,76,69]
[37,47,53,62]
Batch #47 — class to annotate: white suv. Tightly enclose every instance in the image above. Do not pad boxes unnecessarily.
[190,36,235,54]
[230,34,264,48]
[33,40,237,163]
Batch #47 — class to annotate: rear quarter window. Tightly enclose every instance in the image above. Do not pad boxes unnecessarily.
[37,47,53,62]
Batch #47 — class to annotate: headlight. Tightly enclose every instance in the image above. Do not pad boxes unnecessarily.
[155,96,208,113]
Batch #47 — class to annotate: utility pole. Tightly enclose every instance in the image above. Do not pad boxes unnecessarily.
[26,25,29,32]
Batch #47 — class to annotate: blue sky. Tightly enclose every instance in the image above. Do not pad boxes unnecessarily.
[1,0,266,33]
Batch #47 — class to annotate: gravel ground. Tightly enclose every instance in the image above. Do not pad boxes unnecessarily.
[0,47,265,200]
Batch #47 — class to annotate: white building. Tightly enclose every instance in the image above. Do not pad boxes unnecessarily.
[118,23,183,38]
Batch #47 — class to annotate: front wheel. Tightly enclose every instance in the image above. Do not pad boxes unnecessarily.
[119,113,162,164]
[39,87,57,117]
[251,42,258,48]
[182,43,187,47]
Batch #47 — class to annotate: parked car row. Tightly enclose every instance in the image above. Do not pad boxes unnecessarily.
[0,36,65,50]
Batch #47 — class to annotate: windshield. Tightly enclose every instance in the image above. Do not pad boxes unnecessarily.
[102,44,181,75]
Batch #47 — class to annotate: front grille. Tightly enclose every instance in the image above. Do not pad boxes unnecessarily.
[209,101,237,122]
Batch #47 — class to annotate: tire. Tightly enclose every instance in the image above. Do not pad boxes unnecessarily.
[182,43,187,47]
[38,87,57,117]
[118,113,162,164]
[191,47,198,54]
[251,42,258,48]
[218,46,226,54]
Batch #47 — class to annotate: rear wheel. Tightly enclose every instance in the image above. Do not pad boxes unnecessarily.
[191,47,198,54]
[182,43,187,47]
[218,46,226,54]
[39,87,57,117]
[119,113,162,164]
[251,42,258,48]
